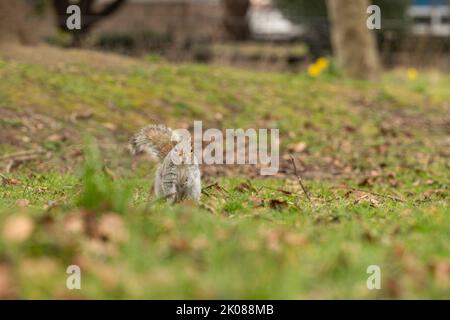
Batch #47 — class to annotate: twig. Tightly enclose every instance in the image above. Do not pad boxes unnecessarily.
[203,182,219,191]
[5,160,15,174]
[202,181,229,195]
[289,154,312,202]
[4,154,44,173]
[257,186,293,195]
[201,189,212,198]
[0,148,45,161]
[0,173,8,185]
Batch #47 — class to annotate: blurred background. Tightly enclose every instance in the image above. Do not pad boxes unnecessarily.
[1,1,449,300]
[1,0,449,74]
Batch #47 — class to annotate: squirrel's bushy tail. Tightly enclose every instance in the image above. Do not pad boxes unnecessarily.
[129,124,176,160]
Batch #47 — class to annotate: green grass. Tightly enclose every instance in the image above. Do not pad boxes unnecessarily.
[0,46,449,299]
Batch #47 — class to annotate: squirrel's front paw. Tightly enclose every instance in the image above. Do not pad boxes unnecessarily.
[164,193,177,204]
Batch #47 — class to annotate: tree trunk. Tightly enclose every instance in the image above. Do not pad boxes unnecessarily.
[0,0,33,45]
[326,0,380,80]
[52,0,127,46]
[223,0,251,41]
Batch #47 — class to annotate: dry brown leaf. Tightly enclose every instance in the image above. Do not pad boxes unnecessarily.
[340,140,352,153]
[63,214,85,235]
[97,213,128,244]
[215,229,232,241]
[201,201,218,214]
[170,238,191,253]
[249,196,264,208]
[429,261,450,288]
[19,257,59,279]
[83,260,120,289]
[423,189,448,199]
[387,173,399,187]
[263,230,282,252]
[287,141,307,153]
[103,122,117,131]
[284,232,308,246]
[2,214,34,243]
[343,125,356,133]
[38,213,55,232]
[386,277,402,298]
[358,176,376,187]
[234,181,255,193]
[268,198,288,210]
[15,198,29,207]
[70,110,93,122]
[351,191,383,207]
[0,263,16,299]
[46,134,65,142]
[192,235,209,250]
[85,238,118,257]
[357,194,382,207]
[1,177,21,186]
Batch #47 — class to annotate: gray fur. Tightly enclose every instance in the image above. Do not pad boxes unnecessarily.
[130,125,201,203]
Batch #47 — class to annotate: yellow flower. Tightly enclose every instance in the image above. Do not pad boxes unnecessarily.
[315,57,330,71]
[308,64,321,77]
[407,68,418,81]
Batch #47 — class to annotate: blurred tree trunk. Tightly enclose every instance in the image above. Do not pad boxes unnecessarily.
[0,0,34,45]
[223,0,250,41]
[52,0,127,46]
[326,0,380,79]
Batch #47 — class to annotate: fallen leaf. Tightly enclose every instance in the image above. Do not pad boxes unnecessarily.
[16,199,29,208]
[343,125,356,133]
[201,201,218,214]
[38,213,55,230]
[214,113,223,121]
[429,261,450,288]
[234,181,255,193]
[46,134,65,142]
[386,277,402,298]
[287,141,307,153]
[35,186,48,194]
[284,232,308,246]
[103,122,117,131]
[63,214,85,235]
[85,238,118,258]
[0,177,21,186]
[263,229,282,252]
[387,173,399,187]
[0,263,16,299]
[268,198,288,210]
[2,214,34,243]
[192,235,209,250]
[97,213,128,243]
[170,238,191,253]
[19,257,59,279]
[358,176,376,187]
[351,191,383,207]
[70,111,93,122]
[340,140,352,153]
[423,189,448,199]
[249,196,264,207]
[357,194,382,207]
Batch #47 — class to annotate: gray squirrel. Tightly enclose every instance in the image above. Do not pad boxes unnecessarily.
[129,124,201,203]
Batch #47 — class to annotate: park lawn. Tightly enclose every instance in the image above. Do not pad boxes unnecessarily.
[0,45,449,299]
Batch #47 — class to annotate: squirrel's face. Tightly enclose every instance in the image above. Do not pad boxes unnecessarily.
[172,144,194,165]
